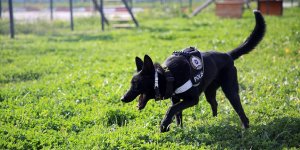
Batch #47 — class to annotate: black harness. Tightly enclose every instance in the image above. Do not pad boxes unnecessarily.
[154,47,204,100]
[173,47,204,86]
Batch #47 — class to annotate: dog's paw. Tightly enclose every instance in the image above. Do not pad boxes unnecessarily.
[242,117,250,129]
[160,124,170,133]
[160,119,172,132]
[242,123,250,129]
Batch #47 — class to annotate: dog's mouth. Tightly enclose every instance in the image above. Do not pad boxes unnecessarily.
[137,94,149,110]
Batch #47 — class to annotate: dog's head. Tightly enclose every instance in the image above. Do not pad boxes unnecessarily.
[121,55,156,110]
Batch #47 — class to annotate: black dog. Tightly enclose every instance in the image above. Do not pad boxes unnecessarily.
[121,10,266,132]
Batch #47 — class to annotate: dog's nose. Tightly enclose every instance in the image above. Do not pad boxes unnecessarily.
[121,90,137,103]
[121,95,129,102]
[121,96,125,102]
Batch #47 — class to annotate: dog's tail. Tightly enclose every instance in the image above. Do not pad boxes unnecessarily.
[227,10,266,60]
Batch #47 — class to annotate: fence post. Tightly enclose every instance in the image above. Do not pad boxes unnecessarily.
[121,0,139,27]
[8,0,14,38]
[99,0,104,31]
[0,0,2,19]
[190,0,214,17]
[50,0,53,20]
[92,0,109,30]
[69,0,74,31]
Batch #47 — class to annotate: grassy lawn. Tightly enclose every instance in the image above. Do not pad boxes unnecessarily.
[0,5,299,149]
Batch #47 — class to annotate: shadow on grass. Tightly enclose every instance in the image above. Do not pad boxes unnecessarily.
[161,117,300,149]
[48,34,115,42]
[1,71,42,84]
[141,26,170,33]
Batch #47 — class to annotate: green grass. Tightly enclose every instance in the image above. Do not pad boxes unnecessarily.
[1,6,300,149]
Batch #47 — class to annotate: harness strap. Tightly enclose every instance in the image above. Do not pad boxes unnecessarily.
[154,67,175,100]
[174,80,193,94]
[154,70,160,100]
[164,68,174,99]
[154,45,204,98]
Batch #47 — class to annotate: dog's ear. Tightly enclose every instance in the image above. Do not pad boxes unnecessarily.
[142,55,154,74]
[135,57,143,72]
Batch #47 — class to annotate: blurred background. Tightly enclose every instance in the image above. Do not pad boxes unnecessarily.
[1,0,298,22]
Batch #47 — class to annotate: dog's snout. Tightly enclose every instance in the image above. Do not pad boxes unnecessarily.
[121,95,131,103]
[120,96,125,102]
[121,89,138,103]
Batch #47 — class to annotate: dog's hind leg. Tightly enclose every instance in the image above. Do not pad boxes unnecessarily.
[171,97,183,127]
[204,81,219,117]
[220,66,249,128]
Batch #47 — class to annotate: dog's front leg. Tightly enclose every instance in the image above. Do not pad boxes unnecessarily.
[171,97,183,128]
[161,98,199,132]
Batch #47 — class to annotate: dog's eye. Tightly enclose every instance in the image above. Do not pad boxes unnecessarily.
[131,80,139,90]
[133,82,137,88]
[132,79,137,83]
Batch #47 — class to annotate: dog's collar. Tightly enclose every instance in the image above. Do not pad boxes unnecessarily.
[154,70,160,100]
[154,67,174,101]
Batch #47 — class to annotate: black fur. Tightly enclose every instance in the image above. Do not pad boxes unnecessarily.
[121,10,266,132]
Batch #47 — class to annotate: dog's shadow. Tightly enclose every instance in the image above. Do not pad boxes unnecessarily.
[164,117,300,149]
